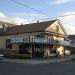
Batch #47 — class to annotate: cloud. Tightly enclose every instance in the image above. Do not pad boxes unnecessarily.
[60,11,75,15]
[11,12,47,20]
[50,0,73,5]
[0,12,6,18]
[0,12,16,25]
[0,12,29,25]
[9,12,49,24]
[59,11,75,35]
[11,17,29,25]
[0,12,46,25]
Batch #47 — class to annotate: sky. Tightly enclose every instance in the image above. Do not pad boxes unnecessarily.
[0,0,75,34]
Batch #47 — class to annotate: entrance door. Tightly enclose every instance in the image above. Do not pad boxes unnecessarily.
[32,44,43,57]
[19,44,29,54]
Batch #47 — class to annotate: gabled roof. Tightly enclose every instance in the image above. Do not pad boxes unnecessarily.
[0,19,67,36]
[2,19,57,35]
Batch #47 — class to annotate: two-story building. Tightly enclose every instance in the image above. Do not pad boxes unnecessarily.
[0,19,68,58]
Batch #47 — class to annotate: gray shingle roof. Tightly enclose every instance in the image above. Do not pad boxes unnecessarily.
[2,19,57,35]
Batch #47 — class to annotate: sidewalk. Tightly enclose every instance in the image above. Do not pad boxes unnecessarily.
[0,55,75,64]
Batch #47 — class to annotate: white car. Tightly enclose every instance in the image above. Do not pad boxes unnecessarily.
[0,54,4,60]
[65,50,71,56]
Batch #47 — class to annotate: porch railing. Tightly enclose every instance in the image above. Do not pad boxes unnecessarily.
[30,37,52,43]
[8,36,56,44]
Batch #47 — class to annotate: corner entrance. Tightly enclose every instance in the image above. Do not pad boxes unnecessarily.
[32,44,44,58]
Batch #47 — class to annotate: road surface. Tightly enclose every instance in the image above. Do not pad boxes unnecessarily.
[0,60,75,75]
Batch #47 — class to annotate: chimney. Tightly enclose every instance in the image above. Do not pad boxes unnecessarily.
[21,23,23,26]
[37,21,39,23]
[2,24,8,32]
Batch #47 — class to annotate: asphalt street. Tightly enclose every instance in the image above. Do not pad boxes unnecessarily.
[0,60,75,75]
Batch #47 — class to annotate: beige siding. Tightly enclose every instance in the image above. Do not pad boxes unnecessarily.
[53,36,64,41]
[0,32,42,50]
[0,37,6,49]
[0,33,30,50]
[45,21,66,35]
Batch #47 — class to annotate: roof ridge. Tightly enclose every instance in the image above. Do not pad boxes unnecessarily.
[7,19,57,28]
[0,19,57,35]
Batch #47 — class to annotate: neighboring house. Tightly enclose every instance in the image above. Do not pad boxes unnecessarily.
[68,35,75,47]
[68,35,75,54]
[0,19,69,58]
[69,35,75,42]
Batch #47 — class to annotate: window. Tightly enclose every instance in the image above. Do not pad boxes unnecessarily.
[6,39,12,49]
[56,26,59,32]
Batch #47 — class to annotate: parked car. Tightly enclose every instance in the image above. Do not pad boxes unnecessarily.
[65,50,71,56]
[0,54,4,60]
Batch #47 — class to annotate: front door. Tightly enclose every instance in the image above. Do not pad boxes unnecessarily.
[19,44,29,54]
[32,44,43,57]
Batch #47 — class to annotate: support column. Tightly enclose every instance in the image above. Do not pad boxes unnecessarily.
[42,44,44,57]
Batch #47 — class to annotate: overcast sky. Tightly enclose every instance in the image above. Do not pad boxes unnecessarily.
[0,0,75,34]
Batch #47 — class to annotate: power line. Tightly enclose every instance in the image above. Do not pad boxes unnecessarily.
[9,0,50,17]
[27,13,75,22]
[41,13,75,20]
[58,14,75,18]
[7,0,75,22]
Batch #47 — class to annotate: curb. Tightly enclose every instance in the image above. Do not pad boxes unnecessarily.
[0,55,74,64]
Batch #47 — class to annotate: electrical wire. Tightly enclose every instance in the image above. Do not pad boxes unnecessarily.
[8,0,75,22]
[27,13,75,22]
[9,0,50,17]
